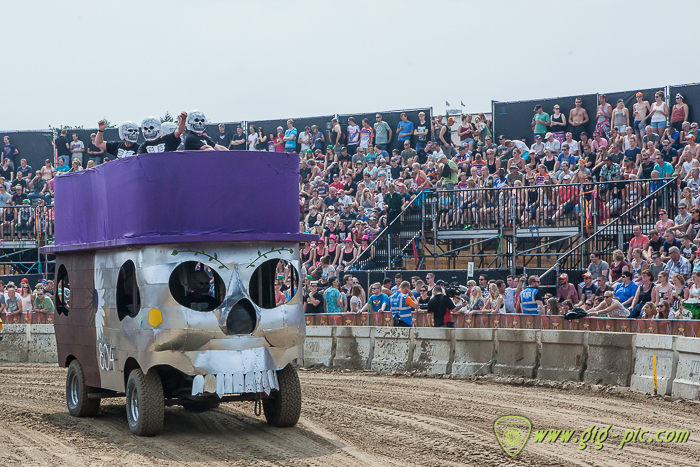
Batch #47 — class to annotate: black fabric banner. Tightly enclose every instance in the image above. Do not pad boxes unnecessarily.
[337,108,432,155]
[493,94,597,147]
[599,87,662,133]
[0,131,54,172]
[669,83,700,125]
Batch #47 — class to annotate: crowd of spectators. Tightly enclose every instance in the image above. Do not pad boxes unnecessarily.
[0,277,55,324]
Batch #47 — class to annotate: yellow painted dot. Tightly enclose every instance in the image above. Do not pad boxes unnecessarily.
[148,308,163,328]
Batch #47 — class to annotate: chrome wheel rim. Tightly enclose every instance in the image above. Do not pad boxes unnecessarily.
[128,385,139,423]
[68,372,79,409]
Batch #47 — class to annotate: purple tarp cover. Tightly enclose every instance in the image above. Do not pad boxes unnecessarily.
[41,150,316,253]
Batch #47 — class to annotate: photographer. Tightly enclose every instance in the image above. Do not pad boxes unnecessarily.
[427,285,464,327]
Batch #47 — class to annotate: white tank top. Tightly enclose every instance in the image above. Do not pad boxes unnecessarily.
[20,293,32,313]
[651,102,666,122]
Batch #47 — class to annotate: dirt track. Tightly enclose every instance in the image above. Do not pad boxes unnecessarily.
[1,364,700,466]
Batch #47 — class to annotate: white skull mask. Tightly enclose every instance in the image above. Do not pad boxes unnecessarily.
[118,121,140,144]
[186,110,207,133]
[161,122,178,136]
[141,117,161,142]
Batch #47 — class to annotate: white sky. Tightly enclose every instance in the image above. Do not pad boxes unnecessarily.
[3,0,699,130]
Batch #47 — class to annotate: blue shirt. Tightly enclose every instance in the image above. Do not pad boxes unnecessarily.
[397,121,415,141]
[557,153,577,167]
[284,127,298,150]
[614,281,638,304]
[56,163,69,173]
[368,293,390,312]
[654,162,674,178]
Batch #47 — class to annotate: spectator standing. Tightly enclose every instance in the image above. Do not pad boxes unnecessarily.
[671,94,689,132]
[323,277,343,313]
[297,128,313,154]
[247,125,258,151]
[346,118,360,155]
[216,124,232,148]
[633,92,651,137]
[359,119,373,150]
[532,105,550,140]
[361,282,390,313]
[517,275,545,315]
[396,112,414,146]
[569,97,590,141]
[650,90,669,136]
[504,276,518,313]
[1,137,18,167]
[87,133,104,164]
[390,281,418,327]
[328,118,342,149]
[415,112,430,152]
[427,285,462,327]
[283,119,298,153]
[595,94,613,138]
[230,126,246,149]
[550,104,567,143]
[304,282,324,314]
[55,130,71,162]
[69,133,85,165]
[373,114,392,151]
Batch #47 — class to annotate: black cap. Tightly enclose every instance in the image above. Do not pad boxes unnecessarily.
[605,155,613,161]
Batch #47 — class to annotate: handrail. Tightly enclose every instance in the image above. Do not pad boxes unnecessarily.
[348,190,424,270]
[556,177,677,269]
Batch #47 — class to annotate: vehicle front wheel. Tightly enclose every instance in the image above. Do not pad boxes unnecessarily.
[263,364,302,427]
[125,368,164,436]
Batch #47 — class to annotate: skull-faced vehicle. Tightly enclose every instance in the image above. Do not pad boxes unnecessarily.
[42,150,315,435]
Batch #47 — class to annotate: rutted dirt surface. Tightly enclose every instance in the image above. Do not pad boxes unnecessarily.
[1,364,700,466]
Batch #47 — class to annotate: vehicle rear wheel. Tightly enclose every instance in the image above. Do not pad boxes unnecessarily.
[66,359,100,417]
[263,364,301,427]
[125,368,164,436]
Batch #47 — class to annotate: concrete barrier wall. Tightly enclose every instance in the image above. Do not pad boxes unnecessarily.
[452,328,495,376]
[0,324,57,363]
[493,329,539,378]
[672,337,700,400]
[371,327,412,373]
[334,326,372,370]
[585,333,635,387]
[411,328,452,374]
[538,331,587,382]
[631,335,676,396]
[302,326,335,367]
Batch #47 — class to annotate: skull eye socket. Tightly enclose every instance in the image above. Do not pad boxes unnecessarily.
[168,261,226,312]
[249,259,298,309]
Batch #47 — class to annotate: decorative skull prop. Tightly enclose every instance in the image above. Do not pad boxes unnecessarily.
[186,110,207,134]
[161,122,178,136]
[118,121,140,144]
[141,117,161,142]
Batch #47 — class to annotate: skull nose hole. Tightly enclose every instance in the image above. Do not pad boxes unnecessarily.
[226,298,257,334]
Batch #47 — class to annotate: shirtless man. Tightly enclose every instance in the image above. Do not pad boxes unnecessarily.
[633,92,651,139]
[686,134,700,159]
[568,97,589,141]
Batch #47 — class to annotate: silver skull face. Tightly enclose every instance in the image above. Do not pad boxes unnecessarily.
[141,117,161,142]
[119,121,140,144]
[161,122,177,136]
[186,110,207,133]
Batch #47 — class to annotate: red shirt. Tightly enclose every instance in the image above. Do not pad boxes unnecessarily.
[629,234,649,251]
